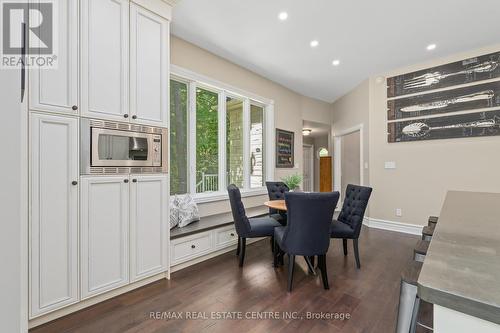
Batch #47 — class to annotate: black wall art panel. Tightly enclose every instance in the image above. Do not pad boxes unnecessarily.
[387,51,500,98]
[387,81,500,120]
[275,129,294,168]
[387,110,500,142]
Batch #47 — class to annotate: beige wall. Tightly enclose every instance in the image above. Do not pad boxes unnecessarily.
[331,79,370,187]
[332,43,500,226]
[171,36,331,216]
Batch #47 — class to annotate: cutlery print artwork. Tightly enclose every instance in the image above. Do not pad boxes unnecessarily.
[400,90,494,113]
[402,116,500,138]
[387,110,500,142]
[387,51,500,98]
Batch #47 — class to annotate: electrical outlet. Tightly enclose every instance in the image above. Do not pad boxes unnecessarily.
[396,208,402,217]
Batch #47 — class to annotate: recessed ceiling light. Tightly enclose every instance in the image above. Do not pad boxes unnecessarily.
[278,12,288,21]
[426,43,437,51]
[332,59,340,66]
[310,40,319,48]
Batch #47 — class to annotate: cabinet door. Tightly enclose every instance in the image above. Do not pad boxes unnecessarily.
[30,113,79,317]
[81,0,129,121]
[130,175,169,281]
[130,4,169,127]
[30,0,79,115]
[80,176,129,299]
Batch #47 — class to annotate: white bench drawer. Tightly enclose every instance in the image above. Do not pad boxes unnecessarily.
[215,226,238,249]
[171,232,212,265]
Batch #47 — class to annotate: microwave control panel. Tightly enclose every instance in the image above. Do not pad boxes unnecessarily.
[152,135,162,166]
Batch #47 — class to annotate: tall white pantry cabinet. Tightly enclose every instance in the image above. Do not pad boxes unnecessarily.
[28,0,171,322]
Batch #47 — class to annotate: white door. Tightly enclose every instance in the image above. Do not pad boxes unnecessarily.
[130,175,169,282]
[130,4,169,127]
[30,113,79,317]
[30,0,79,115]
[81,0,129,121]
[303,145,314,192]
[80,176,129,299]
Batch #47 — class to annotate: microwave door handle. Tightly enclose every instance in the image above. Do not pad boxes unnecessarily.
[20,22,26,102]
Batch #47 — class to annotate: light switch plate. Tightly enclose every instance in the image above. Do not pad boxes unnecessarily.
[385,161,396,169]
[396,208,402,217]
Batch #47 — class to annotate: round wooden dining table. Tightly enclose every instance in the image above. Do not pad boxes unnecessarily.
[264,199,287,211]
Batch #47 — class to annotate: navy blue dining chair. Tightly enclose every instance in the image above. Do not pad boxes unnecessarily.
[274,191,339,291]
[265,181,289,225]
[227,184,282,267]
[330,184,372,268]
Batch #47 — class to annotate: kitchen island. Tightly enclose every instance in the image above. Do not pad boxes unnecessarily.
[418,191,500,333]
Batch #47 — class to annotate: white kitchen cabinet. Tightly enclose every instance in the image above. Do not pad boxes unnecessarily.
[130,4,169,127]
[81,0,129,121]
[29,113,79,317]
[129,175,169,281]
[30,0,79,115]
[80,176,129,299]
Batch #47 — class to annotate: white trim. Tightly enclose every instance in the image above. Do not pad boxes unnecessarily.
[192,188,267,204]
[265,103,275,182]
[363,217,424,236]
[171,64,274,106]
[333,123,364,200]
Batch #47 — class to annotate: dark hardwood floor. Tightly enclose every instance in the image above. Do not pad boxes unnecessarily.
[31,227,425,333]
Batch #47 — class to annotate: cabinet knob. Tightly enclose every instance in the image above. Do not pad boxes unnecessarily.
[132,115,137,119]
[71,180,78,186]
[132,179,137,183]
[124,114,129,118]
[72,105,78,111]
[124,179,129,183]
[191,245,196,249]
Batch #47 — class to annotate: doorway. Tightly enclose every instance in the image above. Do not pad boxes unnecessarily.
[302,144,314,192]
[334,124,364,201]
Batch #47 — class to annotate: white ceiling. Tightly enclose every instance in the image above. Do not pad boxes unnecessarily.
[172,0,500,103]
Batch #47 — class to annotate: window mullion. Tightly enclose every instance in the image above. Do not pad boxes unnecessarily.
[242,98,250,190]
[218,91,227,192]
[188,81,197,194]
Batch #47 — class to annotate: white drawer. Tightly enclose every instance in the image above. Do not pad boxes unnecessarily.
[215,226,238,249]
[171,232,212,265]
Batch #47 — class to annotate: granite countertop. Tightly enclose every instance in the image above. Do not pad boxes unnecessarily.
[418,191,500,324]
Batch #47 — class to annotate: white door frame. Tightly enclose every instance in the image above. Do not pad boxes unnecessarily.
[302,144,314,192]
[333,124,364,201]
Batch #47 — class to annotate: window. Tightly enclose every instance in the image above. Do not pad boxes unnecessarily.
[250,104,264,188]
[169,72,272,200]
[170,80,188,195]
[196,88,219,193]
[318,147,329,157]
[226,97,244,187]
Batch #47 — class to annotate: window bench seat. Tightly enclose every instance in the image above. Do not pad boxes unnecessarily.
[169,206,268,271]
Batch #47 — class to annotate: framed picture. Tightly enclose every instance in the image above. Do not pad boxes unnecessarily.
[275,128,294,168]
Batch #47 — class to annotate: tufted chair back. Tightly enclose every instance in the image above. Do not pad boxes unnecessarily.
[265,182,289,214]
[338,184,372,238]
[227,184,251,236]
[281,192,339,256]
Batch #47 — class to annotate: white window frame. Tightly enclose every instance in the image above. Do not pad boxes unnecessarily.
[170,65,275,203]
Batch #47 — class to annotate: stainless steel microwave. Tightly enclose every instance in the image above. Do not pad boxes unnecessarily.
[81,118,168,175]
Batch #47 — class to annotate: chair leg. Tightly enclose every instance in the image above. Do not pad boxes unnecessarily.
[236,237,240,256]
[273,238,279,268]
[238,238,246,267]
[318,255,330,290]
[409,296,421,333]
[353,238,361,269]
[287,254,295,292]
[304,256,316,275]
[270,236,274,253]
[343,239,348,256]
[309,255,316,268]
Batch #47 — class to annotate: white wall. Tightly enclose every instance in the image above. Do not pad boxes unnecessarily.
[0,68,25,331]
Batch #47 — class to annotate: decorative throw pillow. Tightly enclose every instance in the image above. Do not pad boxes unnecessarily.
[169,196,181,229]
[177,194,200,228]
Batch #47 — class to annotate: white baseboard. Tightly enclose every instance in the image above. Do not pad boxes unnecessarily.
[363,217,423,236]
